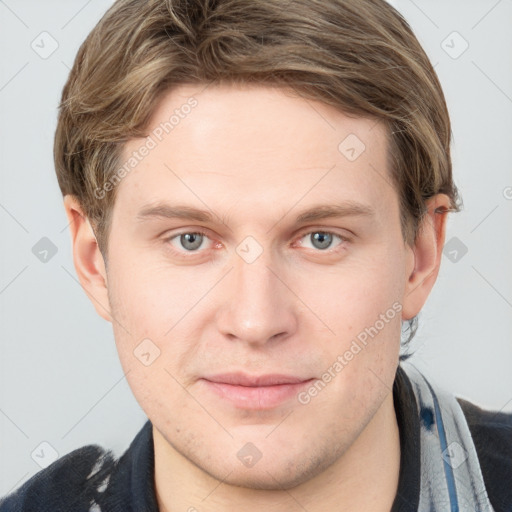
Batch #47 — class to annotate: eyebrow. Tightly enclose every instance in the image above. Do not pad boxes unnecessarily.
[135,201,376,225]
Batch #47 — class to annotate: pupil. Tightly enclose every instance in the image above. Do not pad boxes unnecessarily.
[312,232,332,250]
[181,233,202,250]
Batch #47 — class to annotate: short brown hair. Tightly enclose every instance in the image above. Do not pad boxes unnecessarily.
[54,0,462,344]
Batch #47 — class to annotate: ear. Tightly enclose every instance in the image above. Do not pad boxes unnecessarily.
[401,193,451,321]
[63,195,112,323]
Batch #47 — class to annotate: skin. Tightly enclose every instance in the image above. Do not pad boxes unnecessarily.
[64,83,450,512]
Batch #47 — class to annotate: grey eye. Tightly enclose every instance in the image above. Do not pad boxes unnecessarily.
[310,232,334,250]
[179,233,204,251]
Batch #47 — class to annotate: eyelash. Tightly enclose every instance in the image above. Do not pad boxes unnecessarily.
[163,228,351,257]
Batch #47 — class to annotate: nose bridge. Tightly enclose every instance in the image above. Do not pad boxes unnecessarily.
[236,249,274,304]
[234,245,279,318]
[217,241,295,344]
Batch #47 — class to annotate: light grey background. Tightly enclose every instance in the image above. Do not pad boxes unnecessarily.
[1,0,511,496]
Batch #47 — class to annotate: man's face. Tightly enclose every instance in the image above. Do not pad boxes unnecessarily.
[105,83,413,489]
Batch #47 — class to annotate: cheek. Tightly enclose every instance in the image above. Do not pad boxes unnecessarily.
[291,248,404,396]
[294,247,405,336]
[105,255,214,391]
[107,252,204,335]
[106,261,194,416]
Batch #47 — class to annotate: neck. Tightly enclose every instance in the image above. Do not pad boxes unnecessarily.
[153,392,400,512]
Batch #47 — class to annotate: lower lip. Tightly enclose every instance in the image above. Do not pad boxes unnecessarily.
[201,379,314,409]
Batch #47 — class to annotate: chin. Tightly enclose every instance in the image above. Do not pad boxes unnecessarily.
[200,442,340,492]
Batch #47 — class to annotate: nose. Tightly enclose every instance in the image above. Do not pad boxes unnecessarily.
[215,247,298,347]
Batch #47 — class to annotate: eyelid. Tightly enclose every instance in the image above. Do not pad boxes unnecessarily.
[163,229,217,254]
[295,226,353,241]
[162,226,352,256]
[294,228,351,252]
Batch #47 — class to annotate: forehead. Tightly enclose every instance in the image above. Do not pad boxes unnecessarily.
[116,83,397,229]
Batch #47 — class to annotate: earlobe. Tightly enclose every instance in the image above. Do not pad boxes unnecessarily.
[63,195,112,323]
[401,194,451,321]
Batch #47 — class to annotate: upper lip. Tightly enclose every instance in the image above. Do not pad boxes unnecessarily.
[202,373,312,387]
